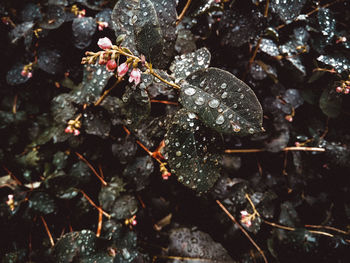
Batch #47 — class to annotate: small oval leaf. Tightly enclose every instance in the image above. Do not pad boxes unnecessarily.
[180,67,263,135]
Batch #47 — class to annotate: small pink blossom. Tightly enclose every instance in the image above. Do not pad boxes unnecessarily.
[344,88,350,94]
[97,37,112,50]
[240,210,252,227]
[336,86,343,93]
[65,126,73,134]
[129,68,141,85]
[162,171,171,180]
[98,21,109,31]
[73,129,80,136]
[106,59,117,71]
[117,62,129,77]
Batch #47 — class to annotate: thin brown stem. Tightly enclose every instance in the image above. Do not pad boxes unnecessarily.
[244,37,262,80]
[216,200,268,263]
[79,190,111,219]
[150,99,179,105]
[75,152,107,186]
[176,0,192,26]
[96,209,103,237]
[12,94,17,114]
[305,224,349,235]
[94,76,123,106]
[264,0,270,17]
[225,146,325,153]
[263,220,349,241]
[40,216,55,247]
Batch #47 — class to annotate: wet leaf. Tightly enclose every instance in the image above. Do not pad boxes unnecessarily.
[111,0,176,68]
[180,68,263,135]
[270,0,306,23]
[8,22,34,44]
[83,108,111,138]
[110,194,138,220]
[123,155,153,191]
[318,8,336,45]
[51,93,77,123]
[151,0,177,68]
[20,3,42,22]
[170,47,211,84]
[6,63,31,86]
[72,17,97,49]
[111,0,139,55]
[99,176,126,211]
[29,192,55,215]
[219,5,266,47]
[317,54,350,74]
[259,38,279,57]
[37,48,64,75]
[133,0,164,68]
[39,5,66,29]
[319,88,342,118]
[54,229,113,263]
[164,109,222,193]
[121,85,151,130]
[168,227,233,262]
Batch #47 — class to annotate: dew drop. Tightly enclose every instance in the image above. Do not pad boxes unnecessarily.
[221,83,227,89]
[221,92,228,99]
[240,94,244,99]
[208,99,219,108]
[188,112,196,119]
[248,128,254,134]
[176,151,182,156]
[194,96,205,105]
[215,114,225,125]
[233,103,238,109]
[184,87,196,96]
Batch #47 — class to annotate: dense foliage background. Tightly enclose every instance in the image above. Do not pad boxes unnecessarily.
[1,0,350,262]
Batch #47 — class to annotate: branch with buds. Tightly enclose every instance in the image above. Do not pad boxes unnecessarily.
[81,37,181,90]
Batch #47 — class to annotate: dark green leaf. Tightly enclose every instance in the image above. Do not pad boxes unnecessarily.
[180,68,263,135]
[164,109,222,193]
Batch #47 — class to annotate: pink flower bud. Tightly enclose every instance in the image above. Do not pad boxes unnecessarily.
[73,129,80,136]
[98,22,108,31]
[131,219,137,226]
[336,86,343,93]
[129,68,141,85]
[344,88,350,94]
[285,115,293,122]
[162,171,171,180]
[27,72,33,78]
[21,70,27,77]
[106,59,117,71]
[117,62,129,77]
[97,37,112,50]
[65,126,73,134]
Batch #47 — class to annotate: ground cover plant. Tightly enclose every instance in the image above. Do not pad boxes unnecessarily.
[1,0,350,262]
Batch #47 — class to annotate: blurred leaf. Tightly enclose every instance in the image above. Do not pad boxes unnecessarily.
[39,5,66,29]
[168,227,233,262]
[319,88,342,118]
[270,0,306,23]
[72,17,97,49]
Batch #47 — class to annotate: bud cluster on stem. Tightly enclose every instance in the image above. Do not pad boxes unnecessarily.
[81,37,181,90]
[335,78,350,95]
